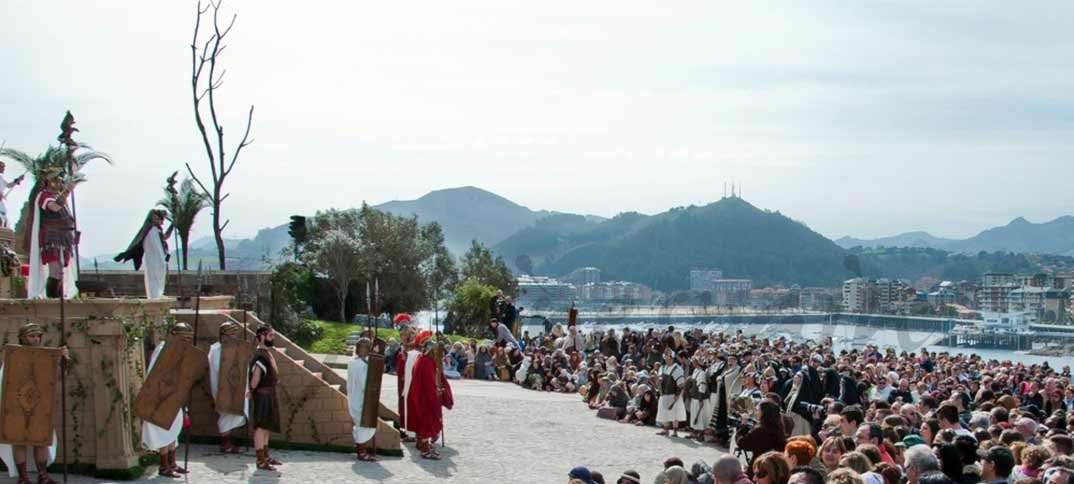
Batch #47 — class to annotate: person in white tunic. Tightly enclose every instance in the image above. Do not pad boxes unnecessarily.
[207,322,247,454]
[347,338,379,462]
[688,357,713,438]
[113,209,172,298]
[656,350,687,437]
[142,323,193,478]
[0,323,67,484]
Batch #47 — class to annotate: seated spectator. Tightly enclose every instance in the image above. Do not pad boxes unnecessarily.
[1014,445,1054,481]
[616,470,641,484]
[828,468,866,484]
[714,456,752,484]
[752,452,791,484]
[788,467,825,484]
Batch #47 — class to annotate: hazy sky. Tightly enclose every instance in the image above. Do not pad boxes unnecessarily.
[3,1,1073,259]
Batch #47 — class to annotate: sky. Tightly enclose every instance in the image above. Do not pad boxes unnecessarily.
[3,1,1073,259]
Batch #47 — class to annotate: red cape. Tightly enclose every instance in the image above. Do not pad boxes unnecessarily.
[405,354,453,439]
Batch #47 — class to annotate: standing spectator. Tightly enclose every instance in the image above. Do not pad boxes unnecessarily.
[601,329,620,358]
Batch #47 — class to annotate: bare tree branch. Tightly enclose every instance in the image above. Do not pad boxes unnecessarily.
[186,0,253,270]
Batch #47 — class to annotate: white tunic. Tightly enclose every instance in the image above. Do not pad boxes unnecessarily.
[143,226,167,299]
[0,365,57,477]
[207,342,248,433]
[346,357,377,444]
[140,342,184,450]
[688,367,712,430]
[656,363,687,424]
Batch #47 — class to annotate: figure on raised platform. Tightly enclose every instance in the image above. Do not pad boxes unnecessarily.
[207,322,249,454]
[347,337,380,462]
[114,209,172,298]
[142,323,193,478]
[249,325,282,472]
[0,323,68,484]
[403,330,453,460]
[25,169,78,299]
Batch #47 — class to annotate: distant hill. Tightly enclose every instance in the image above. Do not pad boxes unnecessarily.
[836,216,1074,256]
[849,246,1074,283]
[495,196,850,289]
[99,186,601,269]
[375,186,560,255]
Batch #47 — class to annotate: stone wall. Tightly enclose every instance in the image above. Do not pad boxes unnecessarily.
[0,299,172,471]
[86,270,272,317]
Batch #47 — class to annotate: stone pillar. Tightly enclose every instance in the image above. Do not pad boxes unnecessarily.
[87,319,138,470]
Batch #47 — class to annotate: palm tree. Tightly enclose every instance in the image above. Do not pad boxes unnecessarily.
[0,144,112,248]
[158,176,209,270]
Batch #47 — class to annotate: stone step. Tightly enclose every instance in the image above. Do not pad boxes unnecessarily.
[310,372,322,380]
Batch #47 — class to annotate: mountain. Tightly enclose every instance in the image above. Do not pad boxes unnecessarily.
[375,186,558,255]
[836,231,956,251]
[954,216,1074,256]
[495,196,850,289]
[836,216,1074,256]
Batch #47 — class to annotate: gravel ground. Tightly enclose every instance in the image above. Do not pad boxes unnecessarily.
[18,373,727,483]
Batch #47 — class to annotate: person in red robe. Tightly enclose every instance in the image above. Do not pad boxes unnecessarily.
[405,330,454,460]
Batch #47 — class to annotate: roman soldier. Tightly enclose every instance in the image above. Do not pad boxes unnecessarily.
[403,330,454,460]
[142,323,193,478]
[207,322,246,454]
[393,313,417,443]
[0,323,68,484]
[249,325,282,472]
[114,209,172,298]
[25,168,78,299]
[347,338,379,461]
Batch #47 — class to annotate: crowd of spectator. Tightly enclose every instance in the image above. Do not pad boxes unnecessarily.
[386,307,1074,484]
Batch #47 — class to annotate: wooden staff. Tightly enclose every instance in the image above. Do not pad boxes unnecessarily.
[184,261,203,471]
[58,264,68,484]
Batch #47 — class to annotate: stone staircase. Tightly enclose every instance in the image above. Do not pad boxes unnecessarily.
[171,308,401,455]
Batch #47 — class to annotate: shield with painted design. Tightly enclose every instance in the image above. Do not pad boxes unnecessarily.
[216,340,255,416]
[0,345,60,446]
[133,337,208,429]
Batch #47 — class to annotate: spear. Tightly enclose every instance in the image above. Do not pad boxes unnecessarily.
[184,261,204,471]
[59,262,68,484]
[374,278,380,340]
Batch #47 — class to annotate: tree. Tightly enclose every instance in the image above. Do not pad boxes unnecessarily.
[460,240,516,295]
[158,173,209,270]
[186,0,255,270]
[421,222,459,299]
[309,229,363,323]
[449,277,498,336]
[301,205,452,317]
[1,143,112,247]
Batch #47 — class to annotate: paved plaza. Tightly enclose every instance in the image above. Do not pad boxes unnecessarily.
[24,373,726,483]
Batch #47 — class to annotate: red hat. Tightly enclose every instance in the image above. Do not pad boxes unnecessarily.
[393,313,412,325]
[415,329,434,346]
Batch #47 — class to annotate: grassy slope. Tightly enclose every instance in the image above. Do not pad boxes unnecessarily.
[306,320,471,355]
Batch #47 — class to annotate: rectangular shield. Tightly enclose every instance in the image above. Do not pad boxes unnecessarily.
[134,337,208,429]
[0,345,60,446]
[359,338,386,428]
[216,341,255,416]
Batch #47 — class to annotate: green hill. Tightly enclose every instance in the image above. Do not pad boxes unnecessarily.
[495,196,849,289]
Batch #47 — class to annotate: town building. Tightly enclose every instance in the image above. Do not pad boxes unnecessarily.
[564,267,601,286]
[516,275,574,311]
[689,269,724,292]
